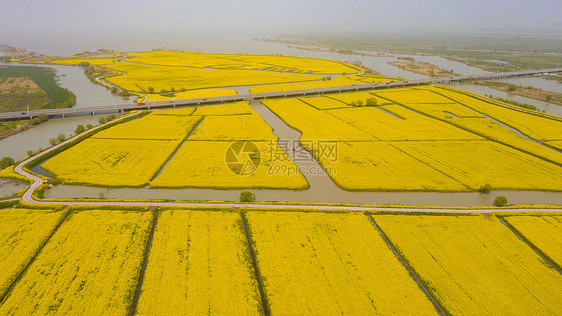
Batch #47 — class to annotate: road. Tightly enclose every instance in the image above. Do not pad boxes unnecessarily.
[1,67,561,121]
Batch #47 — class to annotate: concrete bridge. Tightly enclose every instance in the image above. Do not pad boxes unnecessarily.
[1,67,560,121]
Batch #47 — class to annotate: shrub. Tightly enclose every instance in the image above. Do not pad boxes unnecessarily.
[0,157,15,170]
[49,138,57,146]
[74,124,85,135]
[479,183,492,194]
[27,150,34,157]
[493,196,508,207]
[57,134,66,142]
[240,191,256,202]
[98,117,106,124]
[366,98,377,106]
[86,124,93,129]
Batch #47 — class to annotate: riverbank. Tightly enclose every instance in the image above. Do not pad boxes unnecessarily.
[388,59,457,77]
[469,79,562,106]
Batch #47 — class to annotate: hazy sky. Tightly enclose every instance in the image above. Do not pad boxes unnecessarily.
[2,0,561,54]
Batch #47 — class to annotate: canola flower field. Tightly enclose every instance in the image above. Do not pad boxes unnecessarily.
[0,209,66,299]
[0,209,152,315]
[37,50,369,101]
[504,215,562,267]
[372,214,562,315]
[137,210,261,315]
[43,101,308,189]
[246,211,437,315]
[1,207,560,315]
[262,86,562,191]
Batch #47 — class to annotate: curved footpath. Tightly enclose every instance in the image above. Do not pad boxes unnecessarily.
[9,111,562,214]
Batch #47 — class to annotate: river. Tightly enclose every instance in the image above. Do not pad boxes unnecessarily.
[2,37,561,205]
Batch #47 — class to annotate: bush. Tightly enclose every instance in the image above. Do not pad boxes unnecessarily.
[106,114,116,121]
[27,150,34,157]
[57,133,66,142]
[493,196,508,207]
[98,116,106,124]
[0,157,15,170]
[86,124,93,129]
[240,191,256,202]
[74,124,85,135]
[49,138,57,146]
[366,98,377,106]
[31,117,41,125]
[479,183,492,194]
[38,114,49,122]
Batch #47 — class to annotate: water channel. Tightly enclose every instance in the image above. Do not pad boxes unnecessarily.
[2,38,562,205]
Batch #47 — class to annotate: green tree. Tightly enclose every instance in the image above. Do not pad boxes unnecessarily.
[38,114,49,122]
[106,114,116,121]
[479,183,492,194]
[49,138,57,146]
[546,95,552,102]
[27,150,34,157]
[74,124,85,135]
[160,89,167,94]
[86,124,93,130]
[0,157,15,170]
[493,196,508,207]
[31,117,41,125]
[57,134,66,142]
[240,191,256,202]
[170,87,176,92]
[357,100,364,106]
[148,87,155,94]
[366,98,377,106]
[98,117,106,124]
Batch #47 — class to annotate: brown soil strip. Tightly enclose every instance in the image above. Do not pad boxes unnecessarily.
[240,211,270,316]
[129,207,159,316]
[366,214,447,316]
[0,206,71,305]
[498,217,562,274]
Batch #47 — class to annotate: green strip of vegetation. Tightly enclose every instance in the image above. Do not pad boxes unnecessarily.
[0,65,74,109]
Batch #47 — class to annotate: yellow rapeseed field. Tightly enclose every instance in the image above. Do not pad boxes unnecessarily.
[325,91,390,106]
[432,86,562,142]
[189,114,274,141]
[137,210,261,315]
[373,215,562,315]
[125,51,360,74]
[150,141,308,189]
[42,138,180,186]
[47,58,117,66]
[441,117,562,164]
[0,210,152,315]
[298,96,350,110]
[374,88,454,104]
[0,209,65,299]
[140,88,237,102]
[92,114,200,140]
[105,62,320,93]
[327,105,480,141]
[392,140,562,190]
[191,101,254,116]
[249,75,374,93]
[314,141,469,191]
[504,215,562,266]
[546,140,562,151]
[246,211,437,315]
[262,98,373,141]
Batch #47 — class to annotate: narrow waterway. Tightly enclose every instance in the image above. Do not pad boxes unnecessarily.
[43,101,562,207]
[0,179,26,199]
